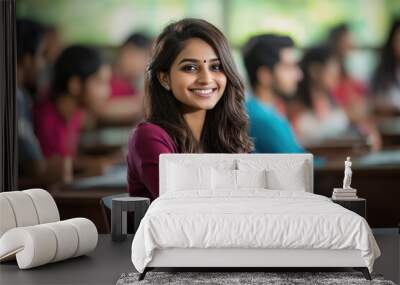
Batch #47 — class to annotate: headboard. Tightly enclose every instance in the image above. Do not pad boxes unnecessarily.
[159,153,314,195]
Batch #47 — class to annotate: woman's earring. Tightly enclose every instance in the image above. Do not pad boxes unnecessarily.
[164,84,170,90]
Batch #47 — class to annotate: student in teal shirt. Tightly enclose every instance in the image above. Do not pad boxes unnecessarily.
[246,95,303,153]
[242,34,304,153]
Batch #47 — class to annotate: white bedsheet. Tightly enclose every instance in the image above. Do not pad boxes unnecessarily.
[131,190,380,273]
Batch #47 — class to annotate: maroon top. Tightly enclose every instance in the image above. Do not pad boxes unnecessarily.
[127,122,177,200]
[34,100,84,158]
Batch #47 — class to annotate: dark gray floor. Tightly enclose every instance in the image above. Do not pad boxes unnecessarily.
[1,231,399,285]
[0,235,134,285]
[373,228,400,284]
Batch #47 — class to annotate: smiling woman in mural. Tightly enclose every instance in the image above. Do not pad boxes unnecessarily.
[126,18,253,200]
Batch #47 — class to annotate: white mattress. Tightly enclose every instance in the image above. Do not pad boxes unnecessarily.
[131,190,380,273]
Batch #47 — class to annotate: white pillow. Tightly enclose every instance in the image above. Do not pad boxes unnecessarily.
[237,159,308,191]
[236,169,267,189]
[211,168,268,190]
[267,168,306,192]
[167,162,212,191]
[212,168,237,190]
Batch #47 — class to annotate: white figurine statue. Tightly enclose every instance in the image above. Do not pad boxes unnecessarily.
[342,156,353,189]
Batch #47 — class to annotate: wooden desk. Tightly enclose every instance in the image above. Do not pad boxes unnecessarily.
[378,117,400,147]
[48,164,128,233]
[315,166,400,228]
[50,187,123,234]
[305,138,370,160]
[50,184,126,234]
[50,153,400,232]
[79,126,132,155]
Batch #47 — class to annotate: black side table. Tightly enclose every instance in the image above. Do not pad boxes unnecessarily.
[331,198,366,218]
[111,197,150,242]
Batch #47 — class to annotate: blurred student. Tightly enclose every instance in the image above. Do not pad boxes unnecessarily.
[328,24,372,127]
[242,34,304,153]
[16,19,46,178]
[112,33,151,97]
[97,33,152,125]
[34,45,112,181]
[372,20,400,115]
[295,46,350,145]
[37,25,64,95]
[127,19,253,200]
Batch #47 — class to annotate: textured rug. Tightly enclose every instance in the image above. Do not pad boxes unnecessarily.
[116,271,396,285]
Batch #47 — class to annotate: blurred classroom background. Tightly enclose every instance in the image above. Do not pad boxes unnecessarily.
[16,0,400,233]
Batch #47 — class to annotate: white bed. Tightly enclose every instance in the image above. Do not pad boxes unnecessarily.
[131,154,380,280]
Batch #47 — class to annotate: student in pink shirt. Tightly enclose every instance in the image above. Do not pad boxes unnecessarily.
[127,19,253,200]
[328,24,381,150]
[34,45,111,181]
[95,33,152,125]
[111,33,151,98]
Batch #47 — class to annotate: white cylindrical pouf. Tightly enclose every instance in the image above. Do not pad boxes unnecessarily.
[0,226,57,269]
[65,218,98,257]
[0,187,98,269]
[0,196,17,237]
[1,192,39,227]
[42,221,79,262]
[23,189,60,224]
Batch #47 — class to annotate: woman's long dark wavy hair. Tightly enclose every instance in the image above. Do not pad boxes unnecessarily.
[372,20,400,94]
[145,18,253,153]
